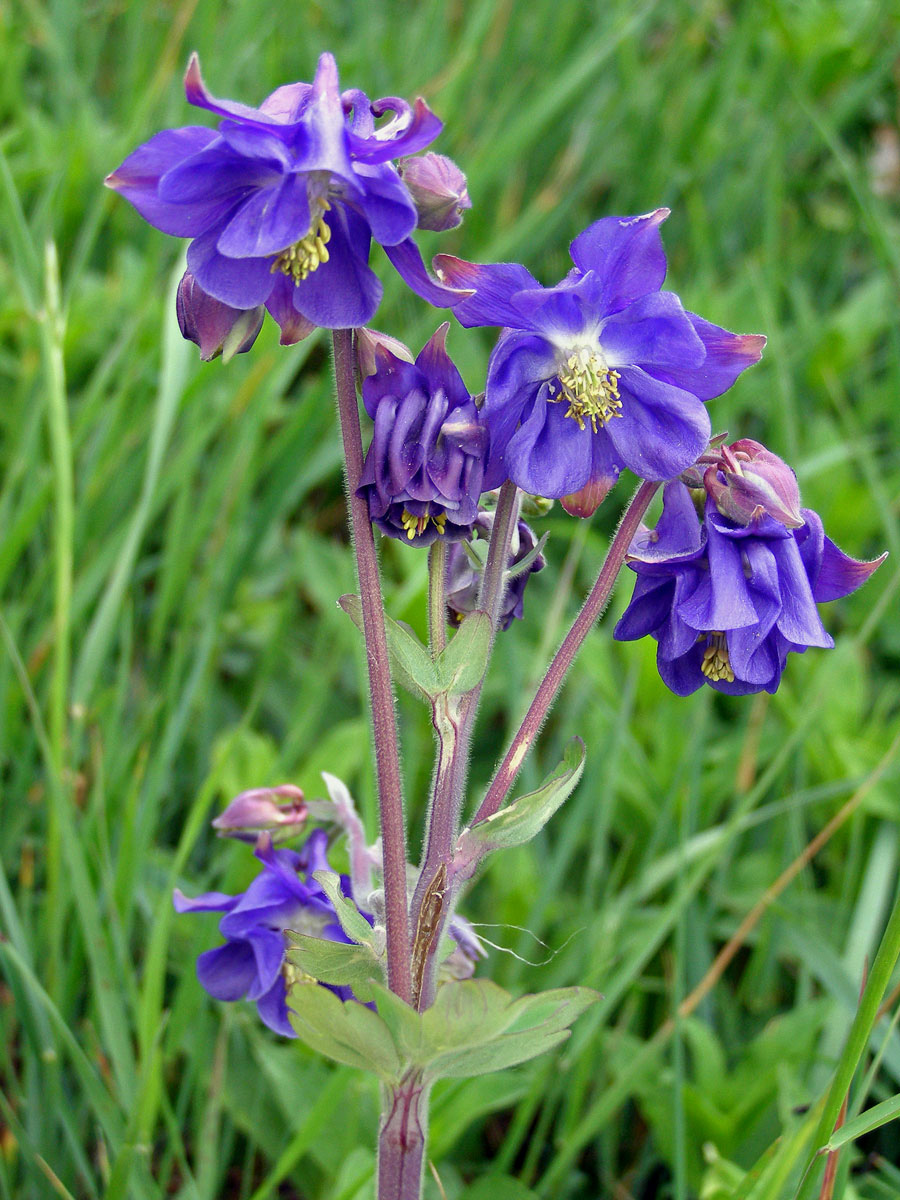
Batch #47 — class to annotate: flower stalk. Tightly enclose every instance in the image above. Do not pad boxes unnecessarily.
[333,328,412,1003]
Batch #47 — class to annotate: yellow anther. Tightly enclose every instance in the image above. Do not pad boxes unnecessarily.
[699,631,735,683]
[552,347,622,432]
[400,509,446,540]
[271,198,332,283]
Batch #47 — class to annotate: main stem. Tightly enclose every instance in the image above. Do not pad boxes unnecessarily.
[332,329,411,1003]
[473,479,659,827]
[377,1073,431,1200]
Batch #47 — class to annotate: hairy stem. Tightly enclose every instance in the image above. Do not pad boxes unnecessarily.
[409,481,520,1008]
[427,539,447,658]
[472,479,659,827]
[332,328,411,1003]
[377,1073,431,1200]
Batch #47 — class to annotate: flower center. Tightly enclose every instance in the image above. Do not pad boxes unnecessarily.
[552,347,622,432]
[699,631,735,683]
[400,509,446,540]
[271,198,332,283]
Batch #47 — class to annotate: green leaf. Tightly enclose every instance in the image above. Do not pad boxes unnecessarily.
[457,738,586,861]
[288,982,403,1083]
[312,870,384,957]
[285,934,382,1001]
[824,1090,900,1151]
[366,978,599,1081]
[338,593,441,702]
[434,610,491,694]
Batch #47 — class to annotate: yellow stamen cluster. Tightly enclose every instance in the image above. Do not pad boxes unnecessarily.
[554,347,622,432]
[400,509,447,540]
[699,631,735,683]
[271,199,332,283]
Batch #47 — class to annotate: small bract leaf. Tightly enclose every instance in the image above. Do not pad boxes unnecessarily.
[288,981,403,1082]
[435,610,491,694]
[285,934,382,1001]
[312,870,384,956]
[457,738,586,864]
[338,593,441,702]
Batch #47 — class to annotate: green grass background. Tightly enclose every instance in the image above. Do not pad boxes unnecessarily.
[2,0,900,1196]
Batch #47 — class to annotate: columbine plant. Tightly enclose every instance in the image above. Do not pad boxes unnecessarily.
[108,54,884,1200]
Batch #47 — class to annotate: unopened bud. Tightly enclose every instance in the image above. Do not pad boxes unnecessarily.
[355,327,414,380]
[705,439,803,528]
[176,272,264,362]
[399,153,471,232]
[212,785,307,838]
[561,472,618,518]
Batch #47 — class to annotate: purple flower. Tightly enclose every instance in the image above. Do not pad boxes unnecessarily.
[446,511,545,630]
[358,324,488,546]
[174,830,366,1036]
[211,784,308,841]
[435,210,765,498]
[106,53,466,340]
[614,477,884,696]
[398,152,471,232]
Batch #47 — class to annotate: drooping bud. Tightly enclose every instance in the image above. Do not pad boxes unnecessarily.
[399,153,471,232]
[176,271,264,362]
[705,439,803,528]
[561,472,618,518]
[212,785,307,839]
[355,327,414,380]
[446,513,546,631]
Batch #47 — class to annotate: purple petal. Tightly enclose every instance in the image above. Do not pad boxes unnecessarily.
[245,928,287,999]
[600,292,706,370]
[187,222,276,308]
[605,367,711,482]
[511,272,606,338]
[384,238,475,307]
[266,276,317,344]
[217,121,294,168]
[256,979,297,1037]
[503,388,594,497]
[628,481,703,562]
[361,351,424,420]
[352,162,417,246]
[481,331,555,488]
[158,143,280,206]
[292,205,382,328]
[797,510,887,602]
[614,575,676,640]
[105,127,226,237]
[217,175,311,258]
[657,644,705,696]
[196,941,257,1000]
[650,316,766,401]
[291,54,356,184]
[259,82,314,123]
[569,209,670,315]
[773,535,832,647]
[676,525,757,632]
[173,887,239,914]
[432,256,542,328]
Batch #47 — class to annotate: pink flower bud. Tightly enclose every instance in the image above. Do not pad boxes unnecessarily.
[399,153,471,232]
[212,785,307,837]
[176,272,264,362]
[705,439,804,528]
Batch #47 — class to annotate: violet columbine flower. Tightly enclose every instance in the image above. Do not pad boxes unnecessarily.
[446,511,545,630]
[613,470,884,696]
[398,152,471,231]
[435,210,766,499]
[106,53,465,342]
[174,829,366,1036]
[358,324,488,545]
